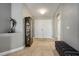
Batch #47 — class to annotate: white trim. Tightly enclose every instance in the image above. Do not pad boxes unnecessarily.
[33,37,54,39]
[34,36,53,39]
[0,46,25,56]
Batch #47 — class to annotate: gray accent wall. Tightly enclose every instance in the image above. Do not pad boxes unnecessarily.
[0,3,11,53]
[0,3,11,33]
[0,35,11,53]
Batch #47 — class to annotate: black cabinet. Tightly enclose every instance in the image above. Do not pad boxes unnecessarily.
[24,17,33,47]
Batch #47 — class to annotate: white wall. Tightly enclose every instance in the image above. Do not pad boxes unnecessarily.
[0,3,33,53]
[34,19,53,38]
[11,3,24,49]
[54,4,79,51]
[61,4,79,51]
[22,4,32,17]
[11,3,33,49]
[53,4,63,39]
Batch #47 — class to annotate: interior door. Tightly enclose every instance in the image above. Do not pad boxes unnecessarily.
[34,19,53,38]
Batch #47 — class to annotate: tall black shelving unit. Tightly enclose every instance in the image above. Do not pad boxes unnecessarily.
[24,17,33,47]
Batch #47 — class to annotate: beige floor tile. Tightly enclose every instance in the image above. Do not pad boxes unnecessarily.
[7,38,59,56]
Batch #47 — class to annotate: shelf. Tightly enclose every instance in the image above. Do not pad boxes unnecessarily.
[25,17,33,47]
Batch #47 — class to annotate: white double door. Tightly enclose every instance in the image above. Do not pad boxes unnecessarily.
[34,19,53,38]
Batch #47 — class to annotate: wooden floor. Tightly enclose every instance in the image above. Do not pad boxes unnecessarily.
[7,38,59,56]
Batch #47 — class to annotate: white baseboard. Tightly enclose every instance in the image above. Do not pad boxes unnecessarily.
[33,37,52,38]
[0,46,25,56]
[33,37,54,39]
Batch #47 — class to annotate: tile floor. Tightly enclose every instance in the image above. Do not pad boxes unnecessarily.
[7,38,59,56]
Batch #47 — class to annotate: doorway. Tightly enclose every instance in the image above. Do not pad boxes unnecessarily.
[57,13,61,41]
[34,19,53,39]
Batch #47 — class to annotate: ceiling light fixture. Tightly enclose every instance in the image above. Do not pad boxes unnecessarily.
[38,8,47,15]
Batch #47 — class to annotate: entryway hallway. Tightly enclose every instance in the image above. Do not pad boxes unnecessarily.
[7,38,59,56]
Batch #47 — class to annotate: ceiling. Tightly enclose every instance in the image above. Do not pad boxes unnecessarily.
[25,3,59,19]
